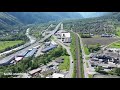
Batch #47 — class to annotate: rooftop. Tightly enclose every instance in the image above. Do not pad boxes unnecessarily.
[52,73,64,78]
[29,68,42,75]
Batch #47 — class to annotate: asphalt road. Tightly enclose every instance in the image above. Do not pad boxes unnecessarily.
[53,35,74,78]
[0,22,62,64]
[0,28,36,57]
[39,22,62,43]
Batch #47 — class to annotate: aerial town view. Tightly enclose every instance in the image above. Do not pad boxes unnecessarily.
[0,12,120,78]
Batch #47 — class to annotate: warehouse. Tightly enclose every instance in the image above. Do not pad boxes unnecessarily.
[0,56,15,66]
[25,48,37,57]
[63,38,71,43]
[17,50,29,57]
[41,44,57,53]
[14,56,23,62]
[28,68,42,76]
[61,32,70,38]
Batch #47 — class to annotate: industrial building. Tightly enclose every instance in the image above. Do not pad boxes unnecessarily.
[41,44,57,53]
[14,56,23,62]
[28,68,42,76]
[25,48,37,57]
[60,31,71,43]
[101,34,113,37]
[17,50,29,57]
[0,56,15,66]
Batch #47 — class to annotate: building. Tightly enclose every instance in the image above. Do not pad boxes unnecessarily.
[101,34,113,37]
[61,32,70,38]
[41,44,57,53]
[14,56,23,62]
[25,48,37,57]
[0,56,15,66]
[28,68,42,76]
[61,32,71,43]
[52,73,64,78]
[17,50,29,57]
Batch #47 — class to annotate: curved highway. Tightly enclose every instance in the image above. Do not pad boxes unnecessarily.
[0,23,62,65]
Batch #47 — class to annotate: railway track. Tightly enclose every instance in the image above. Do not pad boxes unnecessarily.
[75,33,81,78]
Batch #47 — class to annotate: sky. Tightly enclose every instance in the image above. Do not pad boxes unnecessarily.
[79,12,108,18]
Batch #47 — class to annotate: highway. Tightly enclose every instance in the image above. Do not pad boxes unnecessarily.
[39,22,62,43]
[0,22,62,65]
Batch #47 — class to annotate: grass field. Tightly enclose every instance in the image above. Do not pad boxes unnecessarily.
[88,74,93,78]
[70,32,77,78]
[58,56,70,71]
[116,27,120,36]
[84,46,90,55]
[0,40,24,53]
[109,41,120,48]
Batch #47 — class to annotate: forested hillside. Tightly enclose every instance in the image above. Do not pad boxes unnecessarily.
[63,12,120,34]
[8,12,83,24]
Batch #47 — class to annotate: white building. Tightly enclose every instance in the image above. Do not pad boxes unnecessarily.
[61,32,70,38]
[52,73,64,78]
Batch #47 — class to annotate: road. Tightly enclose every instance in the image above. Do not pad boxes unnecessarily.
[52,35,74,78]
[0,22,62,64]
[0,28,36,57]
[39,22,62,43]
[35,44,44,57]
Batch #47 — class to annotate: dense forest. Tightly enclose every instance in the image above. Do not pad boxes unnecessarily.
[63,12,120,34]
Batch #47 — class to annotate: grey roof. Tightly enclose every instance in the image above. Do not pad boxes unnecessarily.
[55,57,64,63]
[25,48,37,57]
[18,51,29,57]
[41,44,57,53]
[63,38,71,43]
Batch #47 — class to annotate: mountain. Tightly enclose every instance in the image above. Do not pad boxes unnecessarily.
[79,12,110,18]
[0,12,83,31]
[8,12,83,24]
[0,12,22,30]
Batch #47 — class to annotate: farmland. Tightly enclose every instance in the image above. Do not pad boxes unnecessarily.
[0,40,25,53]
[82,36,120,46]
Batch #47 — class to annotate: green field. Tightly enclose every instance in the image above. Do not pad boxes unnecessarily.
[84,46,90,55]
[59,56,70,71]
[0,40,24,53]
[88,74,93,78]
[116,27,120,36]
[70,32,77,78]
[109,41,120,48]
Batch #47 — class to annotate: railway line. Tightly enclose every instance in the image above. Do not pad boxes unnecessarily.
[75,33,81,78]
